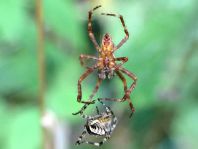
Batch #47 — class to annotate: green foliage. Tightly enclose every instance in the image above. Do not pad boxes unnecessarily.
[6,108,40,149]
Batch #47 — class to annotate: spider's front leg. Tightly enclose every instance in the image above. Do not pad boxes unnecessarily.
[72,100,95,115]
[88,5,102,51]
[101,13,129,51]
[77,67,95,104]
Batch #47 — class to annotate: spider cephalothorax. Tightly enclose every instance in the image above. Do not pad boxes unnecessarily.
[73,99,117,146]
[101,33,114,50]
[77,5,137,117]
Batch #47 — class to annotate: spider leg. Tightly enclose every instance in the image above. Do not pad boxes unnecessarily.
[88,78,102,100]
[73,100,102,119]
[84,135,110,146]
[73,104,99,120]
[114,57,128,70]
[75,127,87,145]
[79,54,98,68]
[98,98,111,113]
[119,67,137,99]
[96,106,100,114]
[88,5,102,51]
[116,70,127,92]
[101,13,129,51]
[98,98,118,128]
[120,67,137,116]
[77,67,95,104]
[72,101,94,115]
[112,116,118,131]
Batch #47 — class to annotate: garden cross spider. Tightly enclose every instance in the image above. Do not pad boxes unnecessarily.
[73,98,117,146]
[77,5,137,116]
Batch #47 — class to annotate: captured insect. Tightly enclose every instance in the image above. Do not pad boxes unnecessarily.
[77,5,137,116]
[73,99,117,146]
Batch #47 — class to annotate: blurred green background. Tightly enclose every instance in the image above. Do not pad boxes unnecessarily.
[0,0,198,149]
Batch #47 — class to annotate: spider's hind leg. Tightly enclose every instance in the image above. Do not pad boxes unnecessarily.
[75,127,87,145]
[116,70,127,92]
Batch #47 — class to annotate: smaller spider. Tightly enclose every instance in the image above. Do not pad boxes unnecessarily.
[72,99,117,146]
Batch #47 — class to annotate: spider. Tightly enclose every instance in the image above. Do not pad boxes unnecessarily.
[73,98,117,146]
[77,5,137,116]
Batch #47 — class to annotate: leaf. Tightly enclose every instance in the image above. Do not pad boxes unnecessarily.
[6,108,41,149]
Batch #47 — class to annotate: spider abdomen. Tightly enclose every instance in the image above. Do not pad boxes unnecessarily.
[97,57,115,79]
[86,124,106,136]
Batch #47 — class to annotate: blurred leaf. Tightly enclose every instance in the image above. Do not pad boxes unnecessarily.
[172,102,198,149]
[0,0,28,41]
[0,49,38,95]
[44,0,86,50]
[6,108,41,149]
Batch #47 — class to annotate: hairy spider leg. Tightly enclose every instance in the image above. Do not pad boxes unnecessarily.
[101,13,129,50]
[116,71,127,92]
[114,57,128,70]
[120,67,137,99]
[77,67,96,104]
[88,5,102,51]
[77,74,103,104]
[88,78,102,101]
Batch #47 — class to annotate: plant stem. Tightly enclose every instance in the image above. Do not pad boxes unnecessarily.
[35,0,47,148]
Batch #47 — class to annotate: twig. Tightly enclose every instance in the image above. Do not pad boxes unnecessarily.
[35,0,47,148]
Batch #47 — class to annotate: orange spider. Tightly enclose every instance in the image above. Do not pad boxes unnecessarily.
[77,5,137,116]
